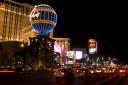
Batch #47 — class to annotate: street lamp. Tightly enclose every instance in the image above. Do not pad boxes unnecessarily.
[20,43,24,48]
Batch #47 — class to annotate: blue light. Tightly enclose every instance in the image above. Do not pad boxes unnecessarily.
[30,4,57,35]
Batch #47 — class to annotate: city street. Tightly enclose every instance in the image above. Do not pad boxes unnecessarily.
[0,0,127,85]
[0,71,128,85]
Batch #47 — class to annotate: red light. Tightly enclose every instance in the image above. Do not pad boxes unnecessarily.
[119,69,125,73]
[62,72,64,75]
[54,72,56,74]
[76,70,79,72]
[90,70,94,73]
[0,70,15,73]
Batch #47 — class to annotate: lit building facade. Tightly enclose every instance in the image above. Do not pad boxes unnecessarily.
[53,38,70,65]
[66,48,88,65]
[66,51,75,65]
[0,0,70,51]
[0,0,70,68]
[53,38,70,51]
[29,35,56,68]
[72,48,88,60]
[0,0,33,42]
[0,0,54,42]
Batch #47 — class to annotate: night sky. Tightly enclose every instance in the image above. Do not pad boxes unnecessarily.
[14,0,127,62]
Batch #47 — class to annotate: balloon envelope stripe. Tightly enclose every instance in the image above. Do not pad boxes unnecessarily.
[30,4,57,35]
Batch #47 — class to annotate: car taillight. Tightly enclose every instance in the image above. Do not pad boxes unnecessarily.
[96,70,101,73]
[119,70,125,73]
[62,72,64,75]
[76,70,79,72]
[90,70,94,73]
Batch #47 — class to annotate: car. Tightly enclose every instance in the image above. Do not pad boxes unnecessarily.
[119,68,126,73]
[54,69,65,78]
[63,68,74,80]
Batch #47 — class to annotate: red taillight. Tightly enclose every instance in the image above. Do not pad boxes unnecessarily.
[54,72,57,75]
[62,72,64,75]
[76,70,79,72]
[119,70,125,73]
[0,70,15,73]
[90,70,94,73]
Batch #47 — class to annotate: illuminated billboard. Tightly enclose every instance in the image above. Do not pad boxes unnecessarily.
[88,39,97,54]
[54,41,61,54]
[54,41,66,58]
[89,48,96,54]
[75,51,82,59]
[67,61,74,64]
[66,51,74,58]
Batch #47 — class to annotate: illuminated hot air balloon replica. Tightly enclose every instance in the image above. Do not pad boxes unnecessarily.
[29,4,58,68]
[30,4,57,35]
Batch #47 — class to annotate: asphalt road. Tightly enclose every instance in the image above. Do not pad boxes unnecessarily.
[0,71,128,85]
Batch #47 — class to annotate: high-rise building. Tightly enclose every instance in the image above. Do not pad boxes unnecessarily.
[0,0,33,42]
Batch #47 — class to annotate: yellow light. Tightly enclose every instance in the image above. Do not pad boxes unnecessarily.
[31,20,56,26]
[21,44,24,47]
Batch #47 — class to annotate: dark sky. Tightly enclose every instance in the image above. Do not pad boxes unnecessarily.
[14,0,128,62]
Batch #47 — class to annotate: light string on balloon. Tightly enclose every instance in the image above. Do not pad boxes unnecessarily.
[31,20,56,26]
[33,8,56,14]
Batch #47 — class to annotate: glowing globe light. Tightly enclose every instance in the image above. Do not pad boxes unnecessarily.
[30,4,57,35]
